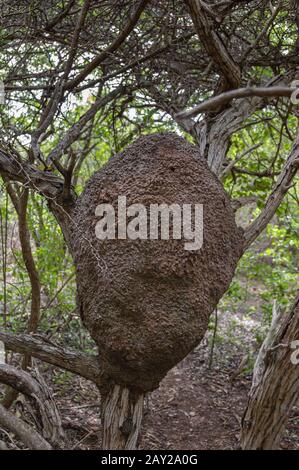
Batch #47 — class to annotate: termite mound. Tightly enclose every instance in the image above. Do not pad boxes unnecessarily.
[70,133,244,392]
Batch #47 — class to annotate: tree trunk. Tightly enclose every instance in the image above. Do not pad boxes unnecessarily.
[101,384,144,450]
[2,187,41,409]
[241,294,299,449]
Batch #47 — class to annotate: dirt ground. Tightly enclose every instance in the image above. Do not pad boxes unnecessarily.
[50,345,298,450]
[141,348,298,450]
[1,309,298,450]
[42,331,299,450]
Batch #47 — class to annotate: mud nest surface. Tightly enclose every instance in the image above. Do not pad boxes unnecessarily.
[70,133,244,392]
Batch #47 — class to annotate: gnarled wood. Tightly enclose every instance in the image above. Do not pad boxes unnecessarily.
[241,293,299,449]
[101,385,144,450]
[0,331,102,386]
[0,363,64,445]
[0,147,64,199]
[184,0,241,91]
[0,402,52,450]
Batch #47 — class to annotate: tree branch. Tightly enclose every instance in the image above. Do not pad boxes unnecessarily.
[243,129,299,250]
[0,363,64,445]
[18,189,41,334]
[0,147,64,199]
[176,86,296,120]
[63,0,91,81]
[65,0,149,91]
[46,85,124,165]
[220,143,262,178]
[241,1,282,62]
[0,331,102,387]
[184,0,241,90]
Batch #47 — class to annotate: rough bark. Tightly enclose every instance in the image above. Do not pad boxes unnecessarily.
[176,86,295,120]
[101,385,144,450]
[0,363,64,445]
[175,75,297,177]
[0,147,64,199]
[241,293,299,449]
[174,90,265,176]
[0,402,52,450]
[0,331,102,386]
[184,0,241,90]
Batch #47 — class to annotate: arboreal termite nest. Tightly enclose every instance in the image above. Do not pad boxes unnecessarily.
[70,133,244,392]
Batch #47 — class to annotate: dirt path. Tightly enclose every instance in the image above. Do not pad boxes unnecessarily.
[141,348,248,450]
[1,312,298,450]
[50,340,298,450]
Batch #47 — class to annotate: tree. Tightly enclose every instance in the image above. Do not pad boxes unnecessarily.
[0,0,298,449]
[241,292,299,449]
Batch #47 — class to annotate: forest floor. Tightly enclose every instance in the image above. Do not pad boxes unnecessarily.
[1,308,298,450]
[42,309,299,450]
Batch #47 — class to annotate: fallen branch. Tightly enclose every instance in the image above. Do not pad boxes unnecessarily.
[0,363,64,445]
[0,331,102,386]
[0,402,52,450]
